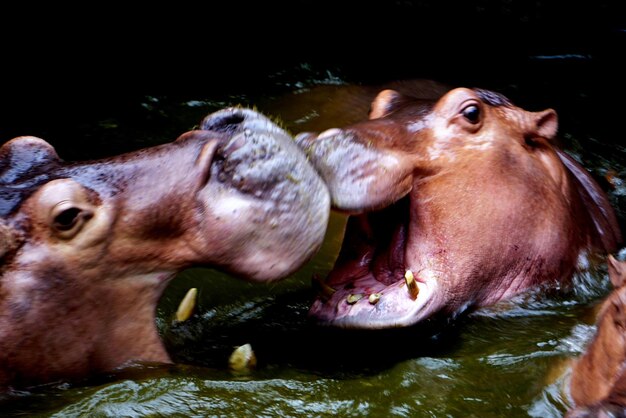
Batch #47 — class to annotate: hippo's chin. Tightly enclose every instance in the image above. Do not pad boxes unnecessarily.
[308,196,439,329]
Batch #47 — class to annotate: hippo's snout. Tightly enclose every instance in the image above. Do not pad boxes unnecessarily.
[196,108,331,281]
[294,128,414,214]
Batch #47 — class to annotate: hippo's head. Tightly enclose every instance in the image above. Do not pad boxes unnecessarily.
[297,87,621,329]
[0,108,329,387]
[569,256,626,411]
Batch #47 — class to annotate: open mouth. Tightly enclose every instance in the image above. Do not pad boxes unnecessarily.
[309,196,437,329]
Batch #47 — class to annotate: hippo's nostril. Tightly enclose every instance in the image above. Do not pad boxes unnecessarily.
[200,113,246,134]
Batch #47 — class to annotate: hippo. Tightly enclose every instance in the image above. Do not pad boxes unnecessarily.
[567,256,626,417]
[0,108,330,389]
[296,87,622,329]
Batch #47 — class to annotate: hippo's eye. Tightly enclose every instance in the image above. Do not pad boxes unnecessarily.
[50,202,93,238]
[53,207,82,231]
[461,104,481,124]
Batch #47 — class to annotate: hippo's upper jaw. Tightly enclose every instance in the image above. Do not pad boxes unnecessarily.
[47,107,330,284]
[298,87,621,329]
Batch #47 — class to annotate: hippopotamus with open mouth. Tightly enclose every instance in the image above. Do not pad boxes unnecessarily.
[296,87,622,329]
[0,108,329,388]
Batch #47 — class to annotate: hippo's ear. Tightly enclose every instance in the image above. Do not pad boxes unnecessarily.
[609,255,626,288]
[0,136,61,183]
[369,89,412,120]
[532,109,558,140]
[556,149,622,252]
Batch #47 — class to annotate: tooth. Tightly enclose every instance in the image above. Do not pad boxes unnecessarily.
[347,294,364,304]
[175,288,198,322]
[312,274,336,298]
[405,270,419,300]
[369,293,381,304]
[229,343,257,374]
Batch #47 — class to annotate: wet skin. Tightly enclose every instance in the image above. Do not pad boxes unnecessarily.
[296,87,622,329]
[568,256,626,416]
[0,108,330,389]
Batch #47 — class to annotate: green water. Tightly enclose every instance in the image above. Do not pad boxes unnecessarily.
[1,67,625,417]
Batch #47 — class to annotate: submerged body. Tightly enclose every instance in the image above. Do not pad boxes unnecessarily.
[296,87,621,328]
[568,256,626,416]
[0,108,330,388]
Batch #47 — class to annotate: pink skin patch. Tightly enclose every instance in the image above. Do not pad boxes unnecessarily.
[309,197,440,328]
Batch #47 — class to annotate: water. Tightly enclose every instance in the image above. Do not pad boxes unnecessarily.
[1,62,624,417]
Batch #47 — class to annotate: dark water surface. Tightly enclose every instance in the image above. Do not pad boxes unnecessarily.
[1,3,626,414]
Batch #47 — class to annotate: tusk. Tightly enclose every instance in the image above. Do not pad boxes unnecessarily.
[229,343,257,373]
[405,270,419,300]
[175,288,198,322]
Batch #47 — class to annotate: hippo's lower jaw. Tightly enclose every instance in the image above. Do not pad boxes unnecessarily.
[309,270,438,329]
[308,196,441,329]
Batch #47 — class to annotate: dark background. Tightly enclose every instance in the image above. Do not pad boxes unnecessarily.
[1,0,625,159]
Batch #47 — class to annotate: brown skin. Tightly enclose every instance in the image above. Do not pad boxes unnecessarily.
[568,256,626,416]
[296,87,621,329]
[0,108,330,389]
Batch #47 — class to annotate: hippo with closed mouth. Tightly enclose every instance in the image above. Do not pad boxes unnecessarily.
[296,87,621,329]
[0,108,330,389]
